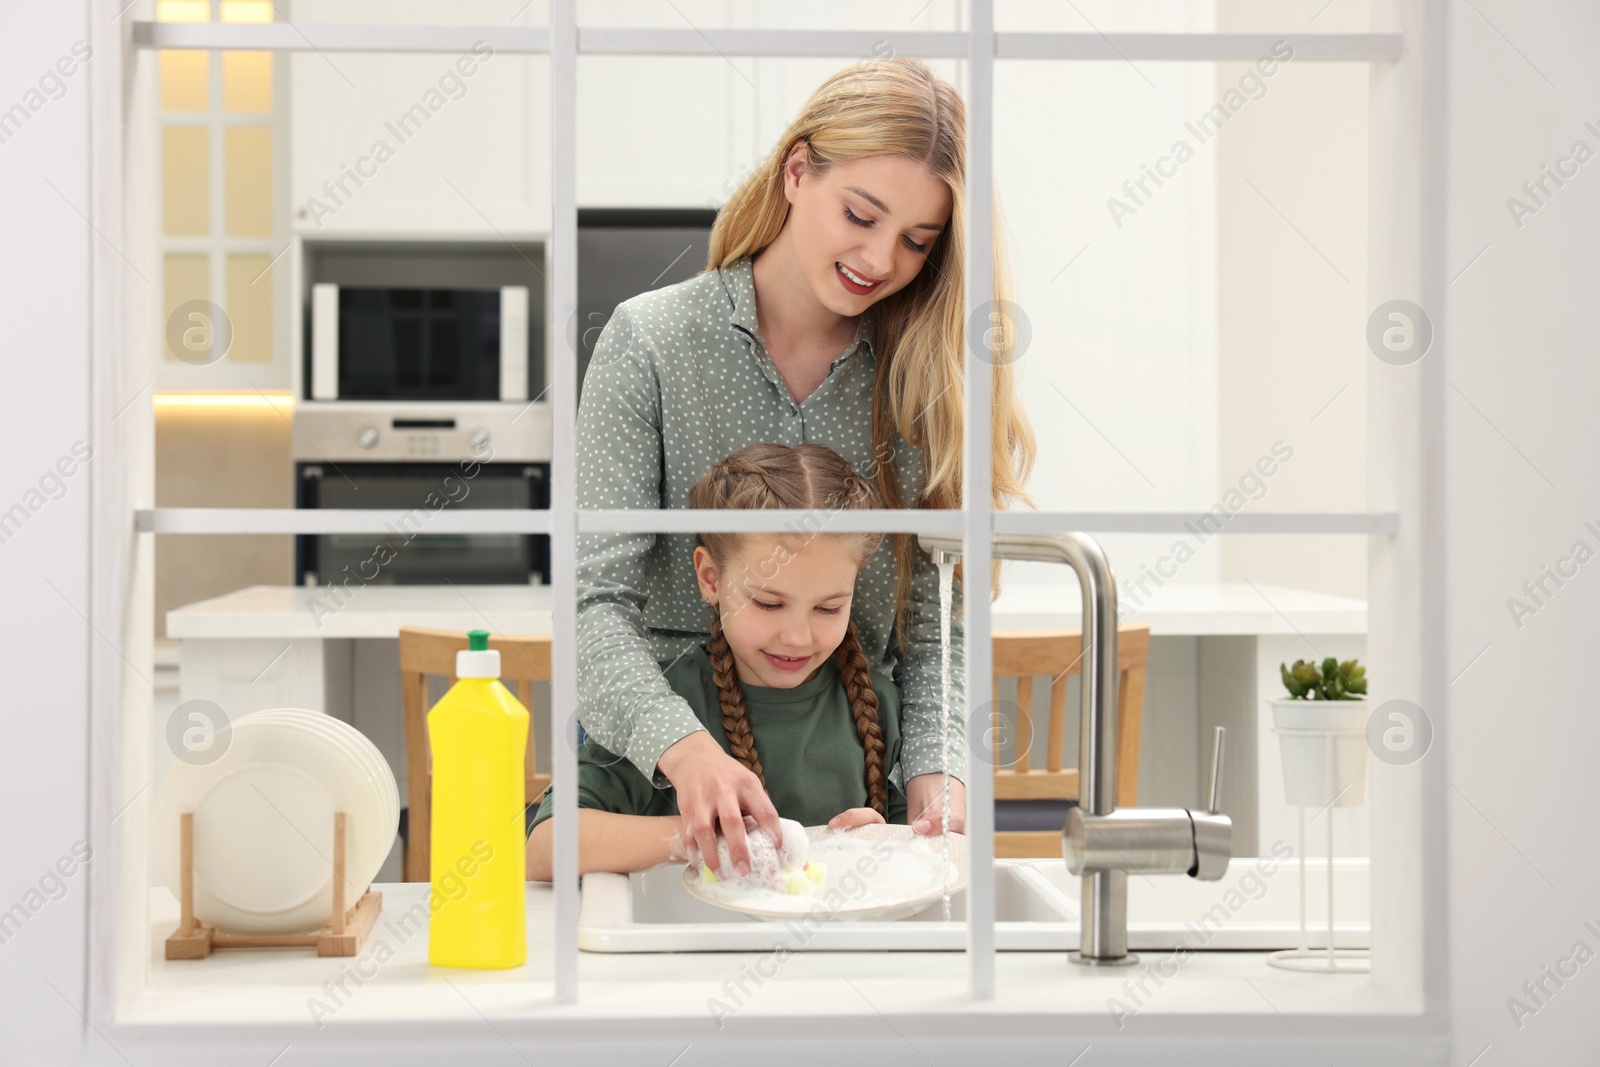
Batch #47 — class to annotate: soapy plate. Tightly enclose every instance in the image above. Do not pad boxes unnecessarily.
[681,824,969,923]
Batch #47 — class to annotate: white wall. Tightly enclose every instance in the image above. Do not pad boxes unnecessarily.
[1215,0,1370,601]
[0,3,96,1064]
[997,1,1223,588]
[1440,0,1600,1060]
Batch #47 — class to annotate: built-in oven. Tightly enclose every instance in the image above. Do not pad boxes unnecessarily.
[292,404,550,588]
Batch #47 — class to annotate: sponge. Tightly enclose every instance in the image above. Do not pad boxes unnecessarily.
[698,817,825,896]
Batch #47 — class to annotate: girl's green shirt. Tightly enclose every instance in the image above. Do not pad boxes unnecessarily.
[528,644,908,833]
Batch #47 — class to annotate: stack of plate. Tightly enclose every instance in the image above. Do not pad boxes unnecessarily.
[153,708,400,935]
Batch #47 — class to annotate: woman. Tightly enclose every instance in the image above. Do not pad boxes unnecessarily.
[573,57,1034,878]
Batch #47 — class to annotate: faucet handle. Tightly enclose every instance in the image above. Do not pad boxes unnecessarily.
[1187,726,1232,881]
[1205,726,1226,815]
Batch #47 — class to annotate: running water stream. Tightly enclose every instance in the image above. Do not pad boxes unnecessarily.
[937,558,955,922]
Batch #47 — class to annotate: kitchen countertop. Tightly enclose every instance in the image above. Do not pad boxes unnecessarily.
[133,881,1408,1036]
[166,582,1365,640]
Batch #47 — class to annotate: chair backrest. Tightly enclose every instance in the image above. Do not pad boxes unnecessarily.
[990,623,1150,809]
[398,626,552,882]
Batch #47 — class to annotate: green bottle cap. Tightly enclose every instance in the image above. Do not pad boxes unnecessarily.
[468,629,490,651]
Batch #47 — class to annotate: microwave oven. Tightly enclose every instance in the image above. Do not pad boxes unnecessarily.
[308,283,530,402]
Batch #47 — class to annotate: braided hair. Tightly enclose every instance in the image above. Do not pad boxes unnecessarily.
[692,443,889,815]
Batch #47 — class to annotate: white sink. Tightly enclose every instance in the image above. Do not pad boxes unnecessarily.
[576,860,1079,952]
[574,856,1368,953]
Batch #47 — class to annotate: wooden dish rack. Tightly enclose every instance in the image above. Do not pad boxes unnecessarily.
[165,810,383,959]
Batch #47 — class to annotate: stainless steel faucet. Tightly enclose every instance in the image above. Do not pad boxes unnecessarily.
[919,532,1232,965]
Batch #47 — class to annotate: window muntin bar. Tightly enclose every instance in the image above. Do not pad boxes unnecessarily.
[133,21,1402,63]
[132,508,1400,535]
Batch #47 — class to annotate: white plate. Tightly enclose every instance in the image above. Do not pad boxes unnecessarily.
[248,710,399,888]
[251,710,398,838]
[222,710,397,894]
[682,824,969,923]
[152,711,391,935]
[152,712,389,933]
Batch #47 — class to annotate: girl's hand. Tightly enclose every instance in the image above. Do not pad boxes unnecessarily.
[659,731,781,878]
[826,807,885,831]
[906,773,967,835]
[677,815,756,869]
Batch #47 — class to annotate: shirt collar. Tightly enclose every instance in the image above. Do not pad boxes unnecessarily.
[718,255,877,370]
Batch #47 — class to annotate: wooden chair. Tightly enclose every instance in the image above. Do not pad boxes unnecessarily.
[398,626,552,882]
[990,624,1150,858]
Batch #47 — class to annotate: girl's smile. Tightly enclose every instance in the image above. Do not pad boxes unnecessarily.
[761,650,816,673]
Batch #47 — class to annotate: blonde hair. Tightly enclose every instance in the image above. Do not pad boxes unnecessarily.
[689,443,889,816]
[706,57,1037,623]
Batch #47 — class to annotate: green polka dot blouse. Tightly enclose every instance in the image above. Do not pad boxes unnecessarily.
[574,254,968,789]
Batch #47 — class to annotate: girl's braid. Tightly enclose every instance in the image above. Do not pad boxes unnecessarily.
[707,608,765,785]
[834,618,888,814]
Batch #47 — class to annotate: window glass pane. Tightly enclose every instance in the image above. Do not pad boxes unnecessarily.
[222,53,272,112]
[162,126,210,235]
[220,0,272,21]
[994,49,1367,592]
[158,0,209,18]
[224,125,272,236]
[224,255,272,363]
[162,254,210,362]
[160,52,209,112]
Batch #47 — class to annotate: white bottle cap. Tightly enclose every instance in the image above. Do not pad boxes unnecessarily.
[455,649,500,679]
[456,630,500,679]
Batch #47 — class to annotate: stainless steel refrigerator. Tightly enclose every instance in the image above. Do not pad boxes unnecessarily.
[576,207,717,398]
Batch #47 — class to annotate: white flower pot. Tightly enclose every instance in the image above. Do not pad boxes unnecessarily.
[1271,699,1369,809]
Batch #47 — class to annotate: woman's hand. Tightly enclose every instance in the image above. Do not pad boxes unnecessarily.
[827,807,886,831]
[658,730,781,878]
[905,773,967,835]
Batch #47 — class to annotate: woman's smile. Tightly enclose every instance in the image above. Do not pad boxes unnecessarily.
[835,262,883,295]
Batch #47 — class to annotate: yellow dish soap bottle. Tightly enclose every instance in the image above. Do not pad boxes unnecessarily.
[427,629,527,968]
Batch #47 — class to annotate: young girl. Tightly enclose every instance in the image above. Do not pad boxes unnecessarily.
[525,443,906,879]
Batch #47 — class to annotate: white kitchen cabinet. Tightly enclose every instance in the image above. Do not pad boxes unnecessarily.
[286,1,751,228]
[287,0,551,234]
[574,52,753,208]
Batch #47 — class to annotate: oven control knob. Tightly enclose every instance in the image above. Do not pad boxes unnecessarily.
[469,428,491,452]
[357,426,379,449]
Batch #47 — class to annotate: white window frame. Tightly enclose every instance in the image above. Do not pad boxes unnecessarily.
[91,0,1445,1046]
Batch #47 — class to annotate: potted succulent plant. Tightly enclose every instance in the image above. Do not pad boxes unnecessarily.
[1272,658,1369,809]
